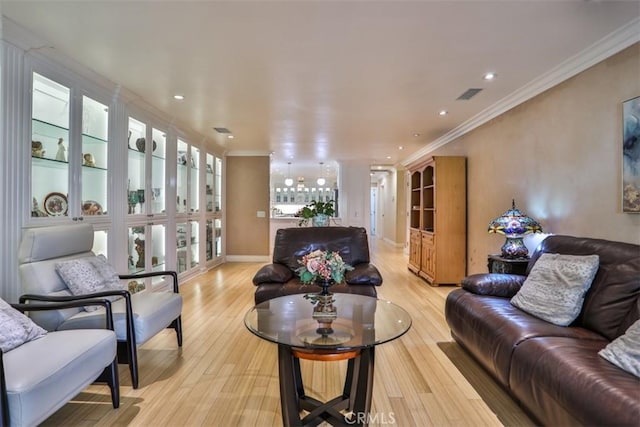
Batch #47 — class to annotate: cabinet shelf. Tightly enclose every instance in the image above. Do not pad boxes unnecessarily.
[32,118,68,139]
[82,164,108,172]
[32,156,68,169]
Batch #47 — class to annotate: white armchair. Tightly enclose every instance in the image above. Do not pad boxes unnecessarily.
[1,298,119,427]
[17,223,183,389]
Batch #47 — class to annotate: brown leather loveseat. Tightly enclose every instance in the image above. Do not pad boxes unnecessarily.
[445,235,639,426]
[252,226,382,304]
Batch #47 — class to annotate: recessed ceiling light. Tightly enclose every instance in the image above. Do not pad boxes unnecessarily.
[173,95,184,100]
[413,133,420,137]
[386,156,392,159]
[483,72,496,81]
[398,146,404,150]
[439,110,448,116]
[227,135,234,139]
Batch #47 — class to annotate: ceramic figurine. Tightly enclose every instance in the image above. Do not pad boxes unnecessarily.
[31,140,44,158]
[83,153,96,167]
[55,138,66,161]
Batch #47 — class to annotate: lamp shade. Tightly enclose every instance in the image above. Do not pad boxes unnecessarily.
[488,199,542,258]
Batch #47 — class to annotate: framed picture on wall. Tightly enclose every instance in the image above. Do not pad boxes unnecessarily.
[622,96,640,213]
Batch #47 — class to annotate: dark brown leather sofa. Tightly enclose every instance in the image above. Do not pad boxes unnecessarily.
[445,235,639,426]
[252,226,382,304]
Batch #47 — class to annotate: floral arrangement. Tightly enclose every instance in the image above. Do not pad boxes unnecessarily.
[296,249,353,285]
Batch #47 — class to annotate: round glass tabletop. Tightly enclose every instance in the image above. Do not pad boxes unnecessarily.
[244,293,412,351]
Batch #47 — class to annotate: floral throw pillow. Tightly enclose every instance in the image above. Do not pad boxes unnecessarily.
[599,320,640,378]
[0,297,47,352]
[55,255,124,312]
[510,253,599,326]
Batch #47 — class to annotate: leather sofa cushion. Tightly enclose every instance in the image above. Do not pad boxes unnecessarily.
[445,289,606,386]
[253,263,293,285]
[461,273,526,298]
[272,227,371,271]
[345,264,383,286]
[509,336,640,427]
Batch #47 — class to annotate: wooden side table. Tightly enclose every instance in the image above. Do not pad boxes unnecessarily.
[487,255,529,275]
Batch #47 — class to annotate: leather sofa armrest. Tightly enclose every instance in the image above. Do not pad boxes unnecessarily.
[461,273,526,298]
[252,263,293,285]
[345,264,383,286]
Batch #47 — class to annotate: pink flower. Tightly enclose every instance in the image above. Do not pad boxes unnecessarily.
[306,258,322,273]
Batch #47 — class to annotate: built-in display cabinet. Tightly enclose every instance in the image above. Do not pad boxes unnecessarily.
[24,62,225,290]
[407,156,466,286]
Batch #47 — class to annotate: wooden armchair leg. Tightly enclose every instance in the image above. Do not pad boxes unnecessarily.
[171,316,183,347]
[117,340,139,389]
[98,360,120,408]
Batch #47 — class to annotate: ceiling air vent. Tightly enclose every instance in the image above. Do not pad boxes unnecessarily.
[457,88,483,101]
[213,127,231,134]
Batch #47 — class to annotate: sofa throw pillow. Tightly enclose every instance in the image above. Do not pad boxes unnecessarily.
[510,253,599,326]
[55,255,124,312]
[0,297,47,352]
[599,320,640,378]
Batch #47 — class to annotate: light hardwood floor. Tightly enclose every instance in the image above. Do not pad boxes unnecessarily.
[42,240,535,426]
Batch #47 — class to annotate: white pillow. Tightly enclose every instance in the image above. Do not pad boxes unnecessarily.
[599,320,640,378]
[510,253,599,326]
[55,255,124,312]
[0,297,47,352]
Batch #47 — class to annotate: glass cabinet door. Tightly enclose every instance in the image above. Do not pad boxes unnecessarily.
[215,218,222,257]
[127,224,166,288]
[215,156,222,212]
[190,220,199,268]
[151,128,166,215]
[127,118,146,215]
[127,119,166,217]
[128,225,147,274]
[177,139,188,214]
[81,95,109,216]
[150,224,166,274]
[206,219,213,262]
[206,153,214,213]
[189,147,200,213]
[176,222,188,274]
[31,73,70,218]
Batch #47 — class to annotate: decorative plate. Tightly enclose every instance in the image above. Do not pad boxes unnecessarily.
[43,192,68,216]
[82,200,103,215]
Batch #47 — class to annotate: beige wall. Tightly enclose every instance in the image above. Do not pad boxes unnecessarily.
[226,156,270,257]
[428,43,640,275]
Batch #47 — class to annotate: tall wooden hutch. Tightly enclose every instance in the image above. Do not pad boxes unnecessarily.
[408,156,466,286]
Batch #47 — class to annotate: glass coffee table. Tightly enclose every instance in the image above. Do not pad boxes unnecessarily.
[244,293,411,427]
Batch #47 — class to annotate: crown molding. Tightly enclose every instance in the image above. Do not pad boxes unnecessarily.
[402,17,640,167]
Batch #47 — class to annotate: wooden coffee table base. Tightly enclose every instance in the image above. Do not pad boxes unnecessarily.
[278,345,375,427]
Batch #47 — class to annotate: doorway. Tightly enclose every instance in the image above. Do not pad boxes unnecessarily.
[370,185,377,237]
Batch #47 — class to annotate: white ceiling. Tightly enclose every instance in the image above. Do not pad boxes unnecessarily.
[2,1,639,174]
